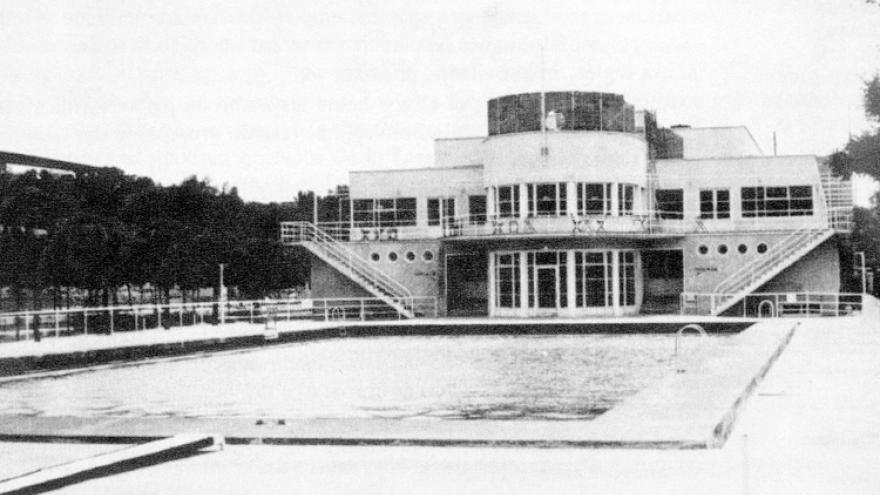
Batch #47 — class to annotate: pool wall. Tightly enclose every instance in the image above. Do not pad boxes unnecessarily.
[0,320,753,378]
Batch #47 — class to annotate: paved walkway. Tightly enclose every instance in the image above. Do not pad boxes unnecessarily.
[2,301,877,494]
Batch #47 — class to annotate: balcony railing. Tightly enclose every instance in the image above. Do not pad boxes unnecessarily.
[286,209,839,242]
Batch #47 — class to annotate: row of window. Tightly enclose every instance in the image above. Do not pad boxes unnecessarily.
[656,185,813,219]
[696,243,769,256]
[352,184,813,227]
[495,183,638,219]
[369,250,435,263]
[494,250,636,310]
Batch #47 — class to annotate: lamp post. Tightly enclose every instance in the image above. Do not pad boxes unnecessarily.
[855,252,867,294]
[219,263,227,324]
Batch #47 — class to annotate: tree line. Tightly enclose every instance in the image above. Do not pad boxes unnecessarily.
[0,169,337,311]
[830,74,880,294]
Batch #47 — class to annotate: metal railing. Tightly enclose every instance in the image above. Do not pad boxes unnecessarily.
[283,210,834,243]
[820,170,853,232]
[0,296,439,342]
[680,292,863,317]
[281,222,414,317]
[708,228,833,314]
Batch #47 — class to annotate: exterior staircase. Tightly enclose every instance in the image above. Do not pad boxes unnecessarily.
[709,227,835,315]
[280,221,415,318]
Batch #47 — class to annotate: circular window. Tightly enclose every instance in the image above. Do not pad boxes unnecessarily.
[405,251,416,262]
[718,244,728,255]
[388,252,398,262]
[738,244,748,254]
[698,245,709,255]
[370,252,380,262]
[757,243,768,254]
[423,251,435,262]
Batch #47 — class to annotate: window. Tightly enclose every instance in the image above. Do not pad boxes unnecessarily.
[757,243,768,254]
[468,195,487,225]
[655,189,683,219]
[618,184,635,216]
[618,251,636,306]
[405,251,416,262]
[575,251,612,307]
[717,244,728,255]
[370,252,380,262]
[577,183,612,215]
[428,197,455,226]
[351,197,417,227]
[700,189,730,219]
[698,245,709,255]
[742,186,813,217]
[494,253,521,308]
[495,185,520,218]
[527,183,567,216]
[422,251,435,262]
[738,244,748,254]
[388,252,398,262]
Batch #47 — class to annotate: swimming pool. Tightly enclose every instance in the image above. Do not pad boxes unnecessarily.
[0,334,725,421]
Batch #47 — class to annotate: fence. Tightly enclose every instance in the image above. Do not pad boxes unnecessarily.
[0,296,438,343]
[680,292,864,317]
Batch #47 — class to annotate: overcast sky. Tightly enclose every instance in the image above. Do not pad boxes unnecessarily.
[1,0,879,204]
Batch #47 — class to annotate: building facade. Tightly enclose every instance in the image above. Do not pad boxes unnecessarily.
[282,91,853,318]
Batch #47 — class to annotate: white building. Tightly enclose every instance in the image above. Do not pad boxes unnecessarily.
[282,91,853,318]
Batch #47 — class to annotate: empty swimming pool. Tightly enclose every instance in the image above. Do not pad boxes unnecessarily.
[0,334,723,421]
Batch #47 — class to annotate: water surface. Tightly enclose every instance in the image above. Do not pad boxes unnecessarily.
[0,334,716,421]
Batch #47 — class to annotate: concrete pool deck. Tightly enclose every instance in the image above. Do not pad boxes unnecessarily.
[0,321,792,450]
[1,300,878,493]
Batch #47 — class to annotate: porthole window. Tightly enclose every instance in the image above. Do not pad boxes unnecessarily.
[370,252,380,262]
[757,243,768,254]
[738,244,748,254]
[388,252,398,262]
[423,251,435,262]
[697,245,709,255]
[718,244,728,255]
[405,251,416,262]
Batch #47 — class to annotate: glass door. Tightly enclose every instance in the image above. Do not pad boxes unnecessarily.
[535,266,558,309]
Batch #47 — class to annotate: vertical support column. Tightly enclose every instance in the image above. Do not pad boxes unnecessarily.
[611,249,621,315]
[611,182,620,216]
[487,252,495,317]
[519,251,529,315]
[486,186,495,222]
[634,250,644,312]
[565,182,577,218]
[566,249,576,314]
[519,184,529,219]
[729,187,741,222]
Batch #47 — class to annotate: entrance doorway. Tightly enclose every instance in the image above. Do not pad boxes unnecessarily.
[446,252,488,316]
[641,249,683,314]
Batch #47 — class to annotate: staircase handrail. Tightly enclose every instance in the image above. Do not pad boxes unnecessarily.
[283,222,413,301]
[714,227,825,295]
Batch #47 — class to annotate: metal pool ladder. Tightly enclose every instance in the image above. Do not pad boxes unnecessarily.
[674,324,708,372]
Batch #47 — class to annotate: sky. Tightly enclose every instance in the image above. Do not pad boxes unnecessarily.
[1,0,880,204]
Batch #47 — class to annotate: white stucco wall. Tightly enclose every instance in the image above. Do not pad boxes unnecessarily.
[434,137,484,168]
[671,126,763,159]
[481,131,648,186]
[655,155,827,229]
